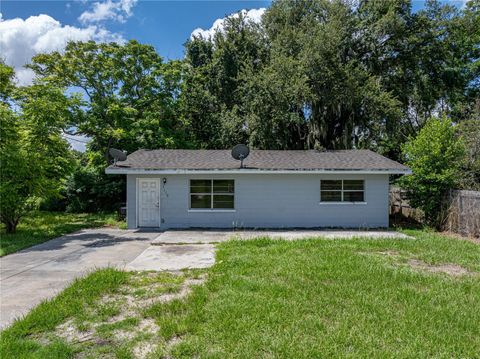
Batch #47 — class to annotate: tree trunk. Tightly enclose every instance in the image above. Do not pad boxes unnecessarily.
[5,218,19,234]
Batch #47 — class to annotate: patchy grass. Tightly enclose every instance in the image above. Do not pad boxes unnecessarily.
[153,231,480,358]
[2,230,479,358]
[0,211,126,256]
[0,268,128,358]
[0,269,206,359]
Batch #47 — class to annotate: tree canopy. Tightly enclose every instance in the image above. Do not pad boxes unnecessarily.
[180,0,479,157]
[1,0,478,227]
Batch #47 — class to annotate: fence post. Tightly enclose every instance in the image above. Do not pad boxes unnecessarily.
[457,191,461,233]
[448,189,452,232]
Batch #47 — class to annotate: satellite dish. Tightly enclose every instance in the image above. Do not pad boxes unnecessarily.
[231,144,250,168]
[109,148,127,165]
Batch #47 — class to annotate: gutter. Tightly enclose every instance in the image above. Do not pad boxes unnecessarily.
[105,168,412,175]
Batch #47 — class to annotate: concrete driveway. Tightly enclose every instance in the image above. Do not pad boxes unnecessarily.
[0,228,157,329]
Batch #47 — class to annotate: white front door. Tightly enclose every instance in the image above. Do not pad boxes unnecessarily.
[138,178,160,227]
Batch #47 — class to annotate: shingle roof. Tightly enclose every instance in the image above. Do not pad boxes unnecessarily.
[109,149,409,172]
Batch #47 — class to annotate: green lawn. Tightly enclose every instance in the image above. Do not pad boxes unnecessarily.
[1,230,479,358]
[0,211,126,256]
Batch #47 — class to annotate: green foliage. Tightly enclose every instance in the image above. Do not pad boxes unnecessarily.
[399,117,465,227]
[0,60,15,103]
[27,41,189,212]
[29,40,188,160]
[180,0,478,157]
[0,66,76,233]
[16,84,77,193]
[64,161,125,213]
[0,102,35,233]
[457,119,480,190]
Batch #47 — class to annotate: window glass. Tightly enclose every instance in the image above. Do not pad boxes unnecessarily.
[320,191,342,202]
[343,191,364,202]
[320,180,365,202]
[213,195,234,208]
[321,180,342,190]
[213,180,234,193]
[190,195,211,208]
[190,180,235,209]
[343,180,364,191]
[190,180,211,193]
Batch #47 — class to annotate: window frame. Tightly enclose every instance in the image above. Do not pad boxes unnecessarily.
[188,179,236,211]
[320,179,366,204]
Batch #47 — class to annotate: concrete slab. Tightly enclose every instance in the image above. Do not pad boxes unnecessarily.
[0,228,156,329]
[125,244,216,271]
[151,229,411,244]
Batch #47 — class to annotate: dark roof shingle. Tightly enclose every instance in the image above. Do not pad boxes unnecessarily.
[110,149,409,172]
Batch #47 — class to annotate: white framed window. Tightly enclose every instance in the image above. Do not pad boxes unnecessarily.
[190,179,235,209]
[320,180,365,203]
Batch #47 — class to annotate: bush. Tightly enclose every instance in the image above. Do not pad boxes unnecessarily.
[65,165,125,213]
[399,117,465,228]
[457,119,480,190]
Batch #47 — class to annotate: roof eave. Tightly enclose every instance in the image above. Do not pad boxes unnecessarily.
[105,167,412,175]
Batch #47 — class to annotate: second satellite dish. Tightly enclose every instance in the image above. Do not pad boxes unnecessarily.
[109,148,127,165]
[231,144,250,168]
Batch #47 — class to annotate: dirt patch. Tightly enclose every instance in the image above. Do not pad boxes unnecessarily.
[115,274,206,309]
[376,250,400,256]
[358,249,401,257]
[441,231,480,245]
[55,319,94,343]
[359,250,476,277]
[407,259,473,276]
[133,342,157,358]
[49,271,207,359]
[113,318,158,341]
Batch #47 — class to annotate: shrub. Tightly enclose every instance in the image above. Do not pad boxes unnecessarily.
[399,117,465,228]
[65,165,125,213]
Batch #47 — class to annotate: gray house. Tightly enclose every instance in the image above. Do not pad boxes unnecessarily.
[105,149,410,229]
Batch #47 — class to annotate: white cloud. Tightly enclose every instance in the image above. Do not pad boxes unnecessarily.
[0,13,123,85]
[191,8,266,39]
[79,0,137,24]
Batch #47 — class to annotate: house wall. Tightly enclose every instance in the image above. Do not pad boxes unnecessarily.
[126,173,390,229]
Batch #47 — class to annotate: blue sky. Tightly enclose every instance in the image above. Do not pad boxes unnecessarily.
[1,1,270,60]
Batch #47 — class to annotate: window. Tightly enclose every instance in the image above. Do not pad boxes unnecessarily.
[190,180,235,209]
[320,180,364,202]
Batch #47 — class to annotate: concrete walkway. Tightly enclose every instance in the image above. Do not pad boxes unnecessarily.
[126,244,216,271]
[151,229,411,245]
[0,228,157,329]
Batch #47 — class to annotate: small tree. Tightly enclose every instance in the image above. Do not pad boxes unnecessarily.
[0,105,39,233]
[399,117,465,228]
[0,63,75,233]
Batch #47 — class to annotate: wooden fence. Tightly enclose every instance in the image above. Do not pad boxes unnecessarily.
[389,187,423,223]
[443,190,480,238]
[389,187,480,238]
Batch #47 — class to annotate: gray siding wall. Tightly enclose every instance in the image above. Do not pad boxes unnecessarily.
[126,173,390,229]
